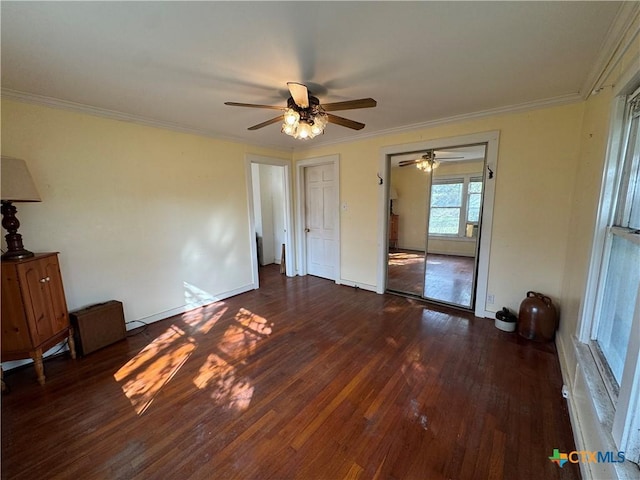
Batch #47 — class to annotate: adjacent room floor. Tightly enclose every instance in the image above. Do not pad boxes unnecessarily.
[388,250,475,306]
[1,265,579,479]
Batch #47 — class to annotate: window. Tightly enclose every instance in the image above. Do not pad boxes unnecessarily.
[593,88,640,390]
[467,179,482,223]
[585,84,640,465]
[429,180,463,235]
[429,175,483,236]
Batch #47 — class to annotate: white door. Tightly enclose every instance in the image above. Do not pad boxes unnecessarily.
[304,164,336,280]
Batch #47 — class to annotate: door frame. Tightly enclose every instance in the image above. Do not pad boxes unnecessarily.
[295,154,341,282]
[245,154,295,289]
[376,131,500,317]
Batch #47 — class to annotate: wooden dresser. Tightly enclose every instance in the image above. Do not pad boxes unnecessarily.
[1,252,75,385]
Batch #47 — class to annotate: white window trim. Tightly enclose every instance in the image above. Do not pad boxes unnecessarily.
[576,70,640,472]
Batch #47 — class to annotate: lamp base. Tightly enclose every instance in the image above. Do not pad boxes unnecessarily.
[2,248,35,260]
[1,201,35,261]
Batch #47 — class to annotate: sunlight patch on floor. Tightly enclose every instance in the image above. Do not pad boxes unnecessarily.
[217,308,273,359]
[182,304,228,334]
[388,252,425,266]
[191,307,272,411]
[114,324,196,415]
[193,353,255,411]
[115,306,273,415]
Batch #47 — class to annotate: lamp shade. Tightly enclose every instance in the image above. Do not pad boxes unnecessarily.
[1,156,41,202]
[389,187,398,200]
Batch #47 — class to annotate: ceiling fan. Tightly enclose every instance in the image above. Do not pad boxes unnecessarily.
[398,151,464,172]
[225,82,376,139]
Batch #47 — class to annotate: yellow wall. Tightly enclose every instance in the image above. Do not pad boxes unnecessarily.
[391,164,427,251]
[2,96,587,320]
[295,103,584,311]
[1,100,290,322]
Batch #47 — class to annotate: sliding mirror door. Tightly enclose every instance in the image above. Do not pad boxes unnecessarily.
[387,154,428,296]
[387,144,487,309]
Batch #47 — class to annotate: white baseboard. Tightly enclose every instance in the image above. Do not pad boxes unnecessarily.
[131,282,256,328]
[338,278,378,293]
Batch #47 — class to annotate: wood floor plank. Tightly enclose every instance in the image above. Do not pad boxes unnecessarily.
[1,265,580,479]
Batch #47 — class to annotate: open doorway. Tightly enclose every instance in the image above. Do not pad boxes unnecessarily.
[246,155,294,288]
[252,163,286,268]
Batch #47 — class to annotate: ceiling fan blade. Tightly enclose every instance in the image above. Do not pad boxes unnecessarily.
[322,98,377,112]
[435,155,465,160]
[327,113,365,130]
[225,102,285,110]
[247,116,283,131]
[398,160,420,167]
[287,82,309,108]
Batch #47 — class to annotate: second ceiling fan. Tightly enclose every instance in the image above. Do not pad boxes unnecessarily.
[225,82,376,139]
[398,151,464,172]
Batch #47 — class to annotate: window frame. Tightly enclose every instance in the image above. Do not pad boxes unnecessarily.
[579,81,640,465]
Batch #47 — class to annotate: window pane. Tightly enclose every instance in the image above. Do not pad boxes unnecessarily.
[596,234,640,385]
[429,208,460,234]
[468,180,483,194]
[625,115,640,229]
[468,193,481,222]
[431,183,462,207]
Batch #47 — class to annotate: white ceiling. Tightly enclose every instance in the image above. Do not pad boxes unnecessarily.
[0,2,624,151]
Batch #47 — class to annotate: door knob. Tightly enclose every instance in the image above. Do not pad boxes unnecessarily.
[305,228,310,233]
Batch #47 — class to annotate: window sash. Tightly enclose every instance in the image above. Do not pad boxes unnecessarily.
[430,175,482,237]
[595,231,640,386]
[618,113,640,229]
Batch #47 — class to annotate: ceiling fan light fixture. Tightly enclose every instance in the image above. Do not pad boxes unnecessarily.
[284,108,299,125]
[228,82,375,138]
[310,123,323,136]
[416,154,439,172]
[281,108,327,140]
[282,123,295,135]
[296,121,312,139]
[313,112,327,129]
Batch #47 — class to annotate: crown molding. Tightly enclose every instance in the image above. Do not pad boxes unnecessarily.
[295,92,583,152]
[0,88,294,153]
[2,88,582,155]
[581,2,640,99]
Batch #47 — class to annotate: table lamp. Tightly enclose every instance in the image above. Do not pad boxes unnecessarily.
[1,156,42,259]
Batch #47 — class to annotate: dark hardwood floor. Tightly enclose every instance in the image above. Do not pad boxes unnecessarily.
[424,253,474,306]
[387,249,425,296]
[2,265,579,479]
